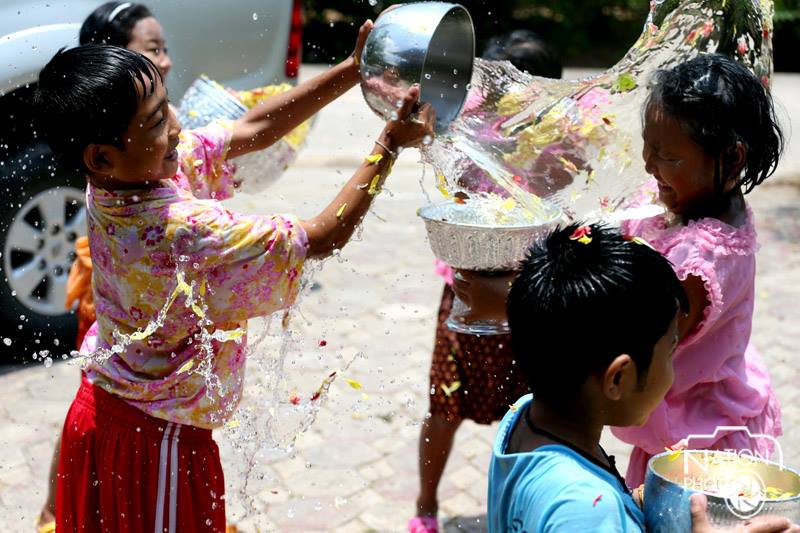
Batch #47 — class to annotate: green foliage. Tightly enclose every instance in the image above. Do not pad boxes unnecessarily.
[300,0,799,70]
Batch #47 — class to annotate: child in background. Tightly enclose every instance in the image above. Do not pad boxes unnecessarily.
[410,30,562,533]
[490,223,797,533]
[612,53,783,486]
[36,39,433,531]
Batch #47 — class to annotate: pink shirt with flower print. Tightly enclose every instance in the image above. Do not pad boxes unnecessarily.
[82,120,308,429]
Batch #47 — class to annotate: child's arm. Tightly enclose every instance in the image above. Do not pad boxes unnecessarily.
[227,21,373,159]
[300,85,434,258]
[678,275,708,340]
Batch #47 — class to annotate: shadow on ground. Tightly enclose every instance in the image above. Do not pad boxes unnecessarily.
[444,515,488,533]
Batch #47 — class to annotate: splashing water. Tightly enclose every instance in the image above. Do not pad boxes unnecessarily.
[422,0,774,222]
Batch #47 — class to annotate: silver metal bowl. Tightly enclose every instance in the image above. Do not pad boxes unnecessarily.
[418,201,562,271]
[359,2,475,133]
[644,450,800,532]
[177,75,248,130]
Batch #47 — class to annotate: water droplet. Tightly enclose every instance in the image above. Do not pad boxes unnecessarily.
[424,73,432,80]
[44,357,53,368]
[453,68,458,75]
[422,135,433,146]
[453,83,459,89]
[206,518,213,526]
[314,501,322,511]
[395,99,404,108]
[368,0,377,5]
[390,111,398,121]
[2,338,10,346]
[287,508,295,518]
[252,12,258,21]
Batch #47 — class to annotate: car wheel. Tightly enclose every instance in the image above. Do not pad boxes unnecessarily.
[0,142,86,360]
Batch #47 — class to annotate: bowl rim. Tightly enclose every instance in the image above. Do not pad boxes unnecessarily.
[647,449,800,502]
[417,200,563,230]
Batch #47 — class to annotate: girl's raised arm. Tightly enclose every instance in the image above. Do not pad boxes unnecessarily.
[227,21,373,158]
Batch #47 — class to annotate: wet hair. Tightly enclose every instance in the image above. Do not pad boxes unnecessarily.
[482,29,562,79]
[645,54,784,196]
[507,224,687,405]
[79,2,154,47]
[34,45,161,173]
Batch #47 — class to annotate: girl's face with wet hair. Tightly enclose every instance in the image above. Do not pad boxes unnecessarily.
[127,16,172,79]
[641,105,719,216]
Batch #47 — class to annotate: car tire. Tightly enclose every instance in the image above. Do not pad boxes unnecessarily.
[0,142,86,361]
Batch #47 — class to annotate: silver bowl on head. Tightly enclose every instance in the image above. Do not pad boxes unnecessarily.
[644,450,800,532]
[359,2,475,133]
[419,201,561,334]
[418,201,561,271]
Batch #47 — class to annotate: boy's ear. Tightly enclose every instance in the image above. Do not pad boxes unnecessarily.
[603,354,637,401]
[83,144,117,176]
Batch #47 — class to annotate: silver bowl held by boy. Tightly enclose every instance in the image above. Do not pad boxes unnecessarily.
[359,2,475,133]
[644,450,800,532]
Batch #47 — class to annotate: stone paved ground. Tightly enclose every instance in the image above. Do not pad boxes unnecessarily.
[0,68,798,532]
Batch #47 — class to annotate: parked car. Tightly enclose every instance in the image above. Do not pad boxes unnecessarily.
[0,0,303,359]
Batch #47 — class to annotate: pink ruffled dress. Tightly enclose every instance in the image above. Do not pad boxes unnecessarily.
[612,190,782,486]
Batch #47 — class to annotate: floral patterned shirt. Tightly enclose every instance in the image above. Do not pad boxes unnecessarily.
[82,120,308,429]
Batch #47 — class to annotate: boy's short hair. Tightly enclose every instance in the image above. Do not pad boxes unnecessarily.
[507,224,687,403]
[34,45,161,173]
[482,29,562,79]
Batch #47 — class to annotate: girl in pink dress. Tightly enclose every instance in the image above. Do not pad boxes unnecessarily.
[612,53,784,486]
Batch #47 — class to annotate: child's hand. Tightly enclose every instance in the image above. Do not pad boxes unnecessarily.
[690,493,800,533]
[379,85,436,150]
[632,484,644,509]
[352,20,374,65]
[451,270,517,324]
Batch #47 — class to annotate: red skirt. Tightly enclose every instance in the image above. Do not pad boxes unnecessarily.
[56,377,226,532]
[428,285,530,424]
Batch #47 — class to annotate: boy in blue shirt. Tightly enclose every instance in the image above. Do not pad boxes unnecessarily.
[488,224,799,533]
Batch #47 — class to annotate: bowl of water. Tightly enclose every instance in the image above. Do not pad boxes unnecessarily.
[644,450,800,532]
[359,2,475,133]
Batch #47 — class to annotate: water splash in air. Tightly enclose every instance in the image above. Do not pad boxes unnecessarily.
[423,0,774,222]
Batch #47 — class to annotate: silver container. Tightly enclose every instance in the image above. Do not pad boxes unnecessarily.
[418,202,561,271]
[359,2,475,133]
[644,450,800,532]
[177,75,249,130]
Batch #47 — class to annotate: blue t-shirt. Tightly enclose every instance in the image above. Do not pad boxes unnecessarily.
[488,395,645,533]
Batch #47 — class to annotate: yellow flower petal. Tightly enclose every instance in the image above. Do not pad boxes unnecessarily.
[500,197,517,211]
[441,381,461,397]
[365,153,383,165]
[226,419,240,428]
[368,174,382,196]
[336,203,347,219]
[346,378,363,390]
[176,359,194,374]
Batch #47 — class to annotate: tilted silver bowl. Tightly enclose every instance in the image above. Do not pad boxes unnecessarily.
[644,450,800,532]
[418,201,562,271]
[359,2,475,133]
